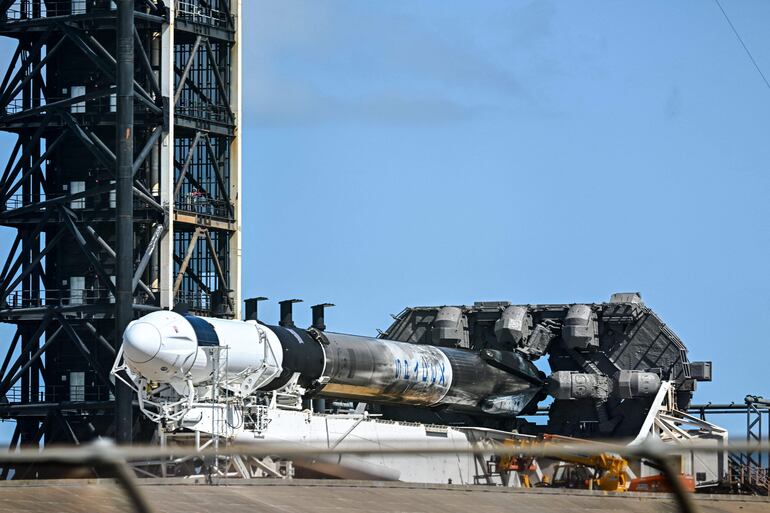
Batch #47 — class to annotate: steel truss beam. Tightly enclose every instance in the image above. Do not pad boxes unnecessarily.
[170,2,238,317]
[0,24,162,122]
[0,0,239,453]
[0,3,168,452]
[174,35,202,107]
[171,131,233,218]
[173,31,235,130]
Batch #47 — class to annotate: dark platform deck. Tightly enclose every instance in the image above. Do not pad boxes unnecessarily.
[0,478,767,513]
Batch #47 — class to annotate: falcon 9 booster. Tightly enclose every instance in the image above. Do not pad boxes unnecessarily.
[119,310,544,416]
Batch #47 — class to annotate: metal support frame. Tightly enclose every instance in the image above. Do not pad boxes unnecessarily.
[0,0,241,471]
[632,397,769,494]
[115,0,135,445]
[0,0,164,463]
[169,0,239,318]
[745,396,769,471]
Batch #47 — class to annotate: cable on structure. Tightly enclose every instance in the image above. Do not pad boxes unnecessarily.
[714,0,770,90]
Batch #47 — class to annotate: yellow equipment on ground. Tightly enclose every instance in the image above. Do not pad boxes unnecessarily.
[549,452,630,491]
[498,438,541,488]
[544,434,631,491]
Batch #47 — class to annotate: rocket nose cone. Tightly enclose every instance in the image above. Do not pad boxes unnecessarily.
[123,321,162,364]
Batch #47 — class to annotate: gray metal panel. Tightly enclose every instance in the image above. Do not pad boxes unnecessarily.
[379,294,702,438]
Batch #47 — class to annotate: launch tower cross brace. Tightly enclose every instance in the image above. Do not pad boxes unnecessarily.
[0,0,242,460]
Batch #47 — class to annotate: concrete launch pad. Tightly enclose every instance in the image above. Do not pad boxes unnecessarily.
[0,479,767,513]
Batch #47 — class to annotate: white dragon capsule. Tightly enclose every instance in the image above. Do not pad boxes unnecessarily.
[122,311,284,394]
[122,311,201,382]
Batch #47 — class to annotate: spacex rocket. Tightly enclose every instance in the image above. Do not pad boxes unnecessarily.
[119,310,544,416]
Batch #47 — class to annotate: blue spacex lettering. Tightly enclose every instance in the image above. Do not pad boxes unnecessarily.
[394,358,446,386]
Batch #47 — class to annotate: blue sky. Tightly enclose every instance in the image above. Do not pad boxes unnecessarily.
[1,0,768,440]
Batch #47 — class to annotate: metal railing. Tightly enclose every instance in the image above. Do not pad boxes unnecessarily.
[2,1,233,28]
[1,288,157,310]
[2,190,115,211]
[175,0,233,31]
[175,196,233,219]
[1,1,117,22]
[1,95,152,117]
[2,288,114,308]
[0,439,768,513]
[3,384,112,403]
[174,290,212,312]
[730,452,770,495]
[175,100,233,125]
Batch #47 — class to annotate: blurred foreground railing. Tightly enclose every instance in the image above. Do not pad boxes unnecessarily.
[1,440,769,513]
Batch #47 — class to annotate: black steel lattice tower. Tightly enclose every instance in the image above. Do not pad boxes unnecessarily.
[0,0,241,476]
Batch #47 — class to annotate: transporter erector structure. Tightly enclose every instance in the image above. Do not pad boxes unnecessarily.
[112,292,726,485]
